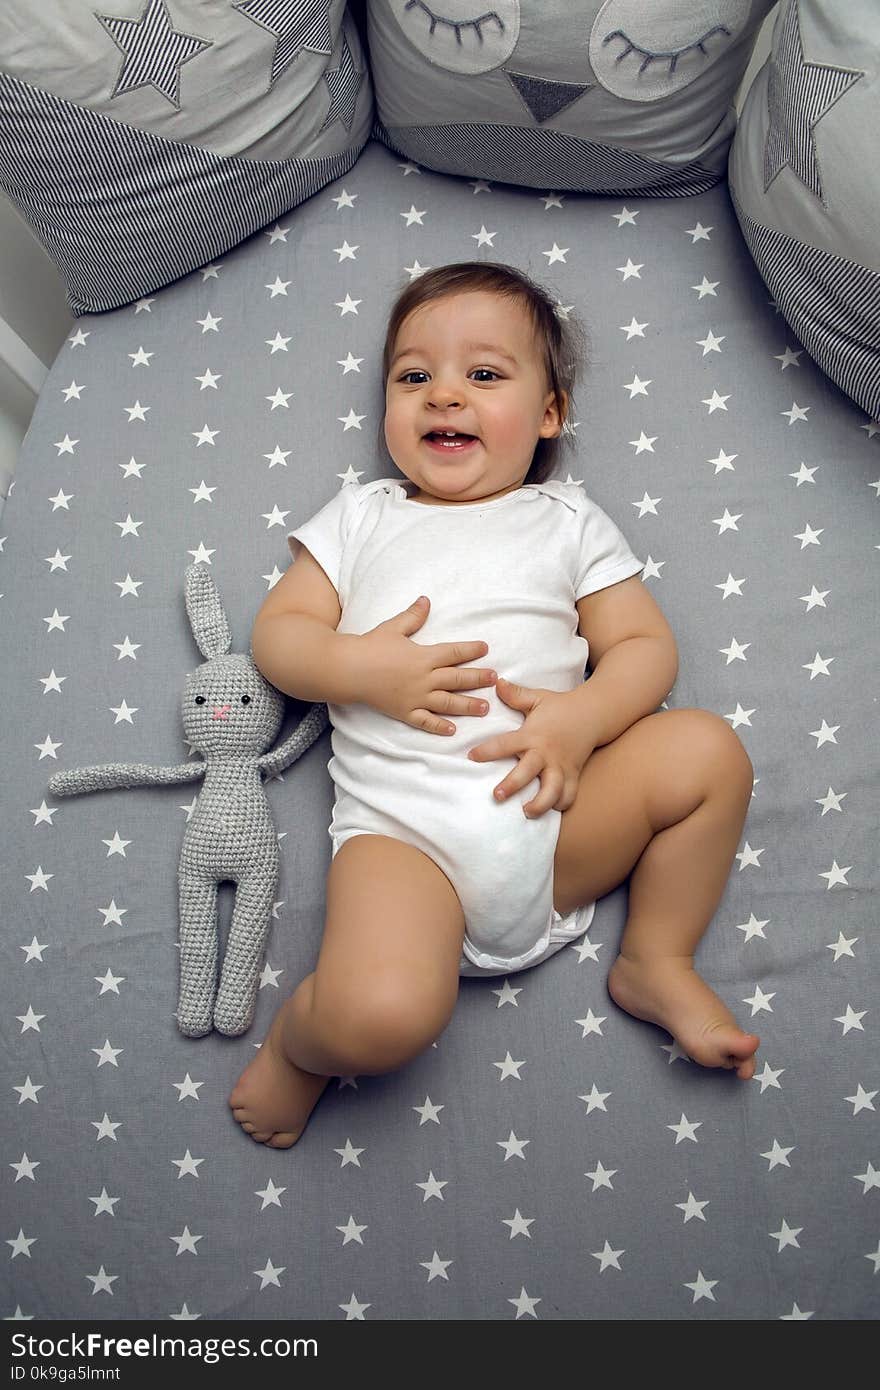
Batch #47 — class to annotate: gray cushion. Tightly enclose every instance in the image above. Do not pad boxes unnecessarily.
[729,0,880,419]
[0,0,373,313]
[368,0,776,195]
[2,138,877,1319]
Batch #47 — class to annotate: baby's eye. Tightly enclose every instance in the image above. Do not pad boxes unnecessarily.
[399,369,429,385]
[470,368,500,382]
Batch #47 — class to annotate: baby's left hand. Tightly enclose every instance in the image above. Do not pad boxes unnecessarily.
[467,677,594,818]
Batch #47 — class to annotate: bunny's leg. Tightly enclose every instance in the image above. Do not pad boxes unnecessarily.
[177,872,219,1037]
[213,871,276,1037]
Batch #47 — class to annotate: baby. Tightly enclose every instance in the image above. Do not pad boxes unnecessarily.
[230,261,759,1148]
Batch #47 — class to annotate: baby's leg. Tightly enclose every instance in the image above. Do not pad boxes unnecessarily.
[553,709,759,1078]
[229,834,466,1147]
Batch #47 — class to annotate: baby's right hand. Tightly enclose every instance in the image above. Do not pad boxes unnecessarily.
[356,596,496,736]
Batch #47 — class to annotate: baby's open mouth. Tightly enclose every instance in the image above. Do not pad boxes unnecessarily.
[424,430,478,449]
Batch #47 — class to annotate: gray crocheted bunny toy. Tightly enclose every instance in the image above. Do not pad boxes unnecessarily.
[47,564,329,1039]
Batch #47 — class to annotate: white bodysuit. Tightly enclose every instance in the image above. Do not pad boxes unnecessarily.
[288,477,643,976]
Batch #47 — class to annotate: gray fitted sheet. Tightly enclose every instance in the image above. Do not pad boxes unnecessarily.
[2,139,878,1321]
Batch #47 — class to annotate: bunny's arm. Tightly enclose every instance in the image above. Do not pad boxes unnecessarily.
[48,760,206,798]
[258,702,329,779]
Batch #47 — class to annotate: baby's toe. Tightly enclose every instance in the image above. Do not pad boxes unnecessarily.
[267,1131,299,1149]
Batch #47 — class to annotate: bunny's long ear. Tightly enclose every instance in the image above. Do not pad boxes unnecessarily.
[184,564,232,659]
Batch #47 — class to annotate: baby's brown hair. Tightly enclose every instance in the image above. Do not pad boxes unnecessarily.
[381,261,588,484]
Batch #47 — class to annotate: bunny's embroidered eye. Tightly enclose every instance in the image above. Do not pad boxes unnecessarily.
[194,695,206,705]
[240,695,251,705]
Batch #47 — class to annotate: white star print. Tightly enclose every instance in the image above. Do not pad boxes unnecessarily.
[835,1004,866,1035]
[15,1007,44,1034]
[668,1114,701,1144]
[684,1271,717,1303]
[845,1085,877,1115]
[91,1113,121,1141]
[754,1063,785,1094]
[736,842,764,869]
[719,637,750,664]
[827,931,858,961]
[255,1179,286,1210]
[575,1009,606,1037]
[337,1215,367,1245]
[585,1161,617,1192]
[743,985,775,1016]
[790,461,817,485]
[86,1267,118,1296]
[579,1084,611,1114]
[761,1140,794,1170]
[592,1240,624,1271]
[819,860,851,889]
[497,1130,529,1160]
[781,401,810,424]
[170,1226,202,1255]
[502,1209,534,1239]
[171,1150,204,1179]
[676,1192,709,1223]
[617,258,643,281]
[254,1259,284,1289]
[420,1250,453,1281]
[780,1303,813,1320]
[92,1039,123,1068]
[334,1138,365,1166]
[416,1172,448,1202]
[338,408,366,431]
[799,585,830,611]
[173,1073,203,1101]
[775,346,803,369]
[509,1287,541,1318]
[692,277,719,298]
[494,1051,526,1080]
[853,1162,880,1194]
[623,374,651,398]
[339,1292,370,1319]
[90,1188,119,1215]
[25,864,54,889]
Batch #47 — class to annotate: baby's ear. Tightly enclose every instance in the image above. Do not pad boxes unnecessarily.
[185,564,232,659]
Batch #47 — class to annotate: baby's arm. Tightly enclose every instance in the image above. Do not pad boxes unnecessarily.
[253,548,494,733]
[572,575,678,746]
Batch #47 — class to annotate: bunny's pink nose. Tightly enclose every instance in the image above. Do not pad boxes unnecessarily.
[212,703,231,721]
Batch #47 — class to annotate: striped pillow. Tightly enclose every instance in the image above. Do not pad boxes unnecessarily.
[0,0,373,314]
[729,0,879,419]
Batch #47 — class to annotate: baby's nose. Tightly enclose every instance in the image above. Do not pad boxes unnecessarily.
[212,703,231,721]
[429,381,461,408]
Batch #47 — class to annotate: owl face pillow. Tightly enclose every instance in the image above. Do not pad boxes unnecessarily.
[366,0,777,196]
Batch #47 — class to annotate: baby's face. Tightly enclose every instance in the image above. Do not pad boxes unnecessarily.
[384,290,562,506]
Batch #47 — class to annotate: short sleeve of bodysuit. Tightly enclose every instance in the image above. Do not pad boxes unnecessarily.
[566,486,644,599]
[287,483,362,594]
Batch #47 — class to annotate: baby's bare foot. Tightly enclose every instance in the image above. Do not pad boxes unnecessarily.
[229,1005,331,1148]
[608,953,760,1080]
